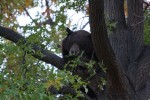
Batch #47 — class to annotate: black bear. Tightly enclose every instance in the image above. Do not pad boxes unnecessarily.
[62,28,98,63]
[62,28,98,99]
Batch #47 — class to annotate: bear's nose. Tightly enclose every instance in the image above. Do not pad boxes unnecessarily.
[69,50,77,55]
[70,50,75,55]
[69,43,80,56]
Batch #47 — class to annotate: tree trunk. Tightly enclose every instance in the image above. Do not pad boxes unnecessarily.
[89,0,129,99]
[89,0,150,100]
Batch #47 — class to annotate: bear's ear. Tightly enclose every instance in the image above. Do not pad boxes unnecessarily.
[66,28,73,36]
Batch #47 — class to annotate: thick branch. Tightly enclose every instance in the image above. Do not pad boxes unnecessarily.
[104,0,128,68]
[0,26,64,69]
[135,46,150,91]
[127,0,144,60]
[88,0,128,99]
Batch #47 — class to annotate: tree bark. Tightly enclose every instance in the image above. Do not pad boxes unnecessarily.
[127,0,144,61]
[104,0,128,70]
[88,0,129,99]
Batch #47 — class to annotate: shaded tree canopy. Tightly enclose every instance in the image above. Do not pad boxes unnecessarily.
[0,0,150,100]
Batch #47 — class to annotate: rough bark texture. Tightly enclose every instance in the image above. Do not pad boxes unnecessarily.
[89,0,129,99]
[104,0,128,69]
[127,0,144,61]
[0,0,150,100]
[88,0,150,100]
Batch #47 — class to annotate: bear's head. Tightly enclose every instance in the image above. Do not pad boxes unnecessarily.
[62,28,97,62]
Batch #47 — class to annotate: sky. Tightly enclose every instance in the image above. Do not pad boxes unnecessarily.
[17,7,90,31]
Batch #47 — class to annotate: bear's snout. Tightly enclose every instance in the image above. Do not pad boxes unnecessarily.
[69,43,80,56]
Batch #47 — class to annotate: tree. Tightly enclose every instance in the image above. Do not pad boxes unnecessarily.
[0,0,150,100]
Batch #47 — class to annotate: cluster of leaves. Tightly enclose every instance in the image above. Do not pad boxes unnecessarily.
[64,53,107,94]
[57,0,87,12]
[0,42,52,99]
